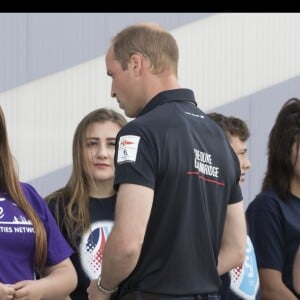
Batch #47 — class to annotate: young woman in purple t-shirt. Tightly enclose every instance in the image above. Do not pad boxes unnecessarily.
[0,105,77,299]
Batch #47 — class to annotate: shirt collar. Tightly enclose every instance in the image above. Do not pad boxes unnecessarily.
[138,88,197,117]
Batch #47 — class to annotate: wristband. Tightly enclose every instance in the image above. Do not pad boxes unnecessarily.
[97,276,118,295]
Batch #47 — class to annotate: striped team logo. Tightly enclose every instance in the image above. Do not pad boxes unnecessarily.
[79,221,113,279]
[229,235,259,299]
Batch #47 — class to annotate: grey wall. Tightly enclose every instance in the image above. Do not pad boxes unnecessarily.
[31,74,300,201]
[209,75,300,208]
[1,13,299,208]
[0,13,212,93]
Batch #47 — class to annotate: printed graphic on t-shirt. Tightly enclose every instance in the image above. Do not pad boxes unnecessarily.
[186,149,224,186]
[117,135,140,163]
[0,195,34,234]
[79,221,113,279]
[229,235,259,299]
[184,111,204,118]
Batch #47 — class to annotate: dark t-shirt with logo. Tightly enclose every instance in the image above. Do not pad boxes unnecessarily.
[48,196,116,300]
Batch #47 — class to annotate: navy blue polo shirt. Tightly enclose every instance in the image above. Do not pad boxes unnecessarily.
[114,88,242,296]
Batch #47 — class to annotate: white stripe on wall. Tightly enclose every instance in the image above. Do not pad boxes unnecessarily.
[175,13,300,111]
[1,13,300,183]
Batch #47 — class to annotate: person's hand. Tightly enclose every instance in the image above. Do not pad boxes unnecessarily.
[11,280,42,300]
[87,279,110,300]
[0,283,15,300]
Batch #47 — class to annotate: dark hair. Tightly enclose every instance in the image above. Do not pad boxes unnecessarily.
[208,112,250,142]
[262,98,300,200]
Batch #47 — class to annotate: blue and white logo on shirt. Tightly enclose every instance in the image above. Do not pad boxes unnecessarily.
[229,235,259,299]
[79,221,113,279]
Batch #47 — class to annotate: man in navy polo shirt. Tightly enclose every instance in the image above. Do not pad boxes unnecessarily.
[88,23,247,300]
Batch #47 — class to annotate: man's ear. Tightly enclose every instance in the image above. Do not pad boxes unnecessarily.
[129,54,143,74]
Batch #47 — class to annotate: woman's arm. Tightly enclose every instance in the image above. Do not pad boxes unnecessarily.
[259,268,298,300]
[293,246,300,294]
[12,258,77,300]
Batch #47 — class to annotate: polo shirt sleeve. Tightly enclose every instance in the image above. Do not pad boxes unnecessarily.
[114,125,157,191]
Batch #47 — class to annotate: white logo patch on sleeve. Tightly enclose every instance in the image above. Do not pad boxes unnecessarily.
[117,135,141,163]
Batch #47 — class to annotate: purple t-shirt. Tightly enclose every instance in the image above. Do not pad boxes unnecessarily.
[0,182,73,283]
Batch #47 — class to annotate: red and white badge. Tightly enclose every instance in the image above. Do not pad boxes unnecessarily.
[117,135,141,163]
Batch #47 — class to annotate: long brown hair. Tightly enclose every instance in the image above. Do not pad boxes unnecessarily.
[262,98,300,200]
[0,106,47,272]
[45,108,127,248]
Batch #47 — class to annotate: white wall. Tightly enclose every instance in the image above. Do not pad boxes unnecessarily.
[1,13,300,202]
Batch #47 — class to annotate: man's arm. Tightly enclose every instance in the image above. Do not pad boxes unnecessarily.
[87,183,154,299]
[218,201,247,275]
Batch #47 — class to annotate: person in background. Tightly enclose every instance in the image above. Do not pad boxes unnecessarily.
[0,105,77,300]
[46,108,127,300]
[246,98,300,299]
[87,23,247,300]
[208,113,259,300]
[293,245,300,294]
